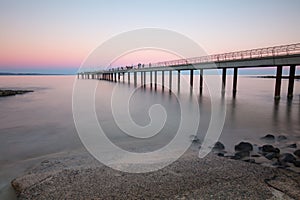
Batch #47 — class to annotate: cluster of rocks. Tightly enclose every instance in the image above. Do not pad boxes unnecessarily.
[0,89,33,97]
[211,134,300,170]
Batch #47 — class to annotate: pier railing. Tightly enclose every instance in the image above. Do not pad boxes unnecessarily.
[111,43,300,70]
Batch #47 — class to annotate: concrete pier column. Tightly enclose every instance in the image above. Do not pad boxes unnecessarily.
[144,72,146,87]
[154,71,157,90]
[162,71,165,89]
[199,69,203,95]
[134,72,137,86]
[123,72,125,82]
[150,71,153,88]
[274,66,282,100]
[169,70,172,92]
[177,70,181,92]
[141,72,143,87]
[190,69,194,88]
[222,68,227,93]
[128,72,130,83]
[287,65,296,99]
[233,68,238,96]
[114,73,117,82]
[118,73,120,82]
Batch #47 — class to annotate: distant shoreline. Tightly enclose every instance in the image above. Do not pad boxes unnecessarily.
[256,75,300,79]
[0,73,74,76]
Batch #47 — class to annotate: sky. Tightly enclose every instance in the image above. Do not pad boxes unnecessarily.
[0,0,299,74]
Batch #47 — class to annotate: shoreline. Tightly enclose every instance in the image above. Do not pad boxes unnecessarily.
[10,150,300,199]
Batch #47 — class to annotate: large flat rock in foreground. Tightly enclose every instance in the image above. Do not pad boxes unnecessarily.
[11,151,300,199]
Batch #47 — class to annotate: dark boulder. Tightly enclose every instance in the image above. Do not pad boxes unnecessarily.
[234,151,250,159]
[261,134,275,140]
[279,153,296,164]
[277,135,287,141]
[294,149,300,158]
[234,142,253,152]
[294,160,300,167]
[264,152,279,160]
[189,135,200,143]
[286,143,297,149]
[261,145,280,153]
[213,141,225,150]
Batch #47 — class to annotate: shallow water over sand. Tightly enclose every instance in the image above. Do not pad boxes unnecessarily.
[0,75,299,197]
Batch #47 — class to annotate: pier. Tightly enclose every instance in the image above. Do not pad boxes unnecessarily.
[78,43,300,100]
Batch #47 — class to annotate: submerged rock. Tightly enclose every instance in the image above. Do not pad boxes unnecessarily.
[0,89,33,97]
[294,160,300,167]
[264,152,279,160]
[277,135,287,141]
[261,134,275,140]
[286,143,297,149]
[294,149,300,158]
[189,135,200,143]
[234,151,250,159]
[260,145,280,153]
[279,153,296,164]
[213,141,225,151]
[234,142,253,152]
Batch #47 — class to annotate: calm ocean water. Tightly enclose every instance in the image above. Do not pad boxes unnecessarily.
[0,75,299,197]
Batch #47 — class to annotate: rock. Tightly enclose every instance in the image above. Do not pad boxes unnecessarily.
[277,135,287,141]
[189,135,199,143]
[213,141,225,150]
[294,149,300,158]
[279,153,296,164]
[286,143,297,148]
[217,153,224,157]
[243,159,256,163]
[261,145,280,153]
[234,142,253,152]
[261,134,275,140]
[251,154,260,158]
[264,152,279,160]
[294,160,300,167]
[0,89,33,97]
[234,151,250,159]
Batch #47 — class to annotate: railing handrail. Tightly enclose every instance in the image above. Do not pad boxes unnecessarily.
[82,43,300,73]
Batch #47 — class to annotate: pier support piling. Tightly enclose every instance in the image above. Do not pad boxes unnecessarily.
[274,66,282,100]
[287,65,296,99]
[233,68,238,96]
[199,69,203,95]
[134,72,137,86]
[162,71,165,90]
[169,70,172,92]
[155,71,157,90]
[190,69,194,88]
[150,71,153,88]
[222,68,227,93]
[177,70,181,92]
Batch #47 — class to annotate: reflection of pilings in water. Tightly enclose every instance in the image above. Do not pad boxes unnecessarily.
[286,100,292,131]
[272,100,280,129]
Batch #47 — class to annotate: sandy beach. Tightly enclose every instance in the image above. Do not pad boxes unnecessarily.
[10,150,300,200]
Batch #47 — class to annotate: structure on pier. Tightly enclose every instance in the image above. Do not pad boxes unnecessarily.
[78,43,300,100]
